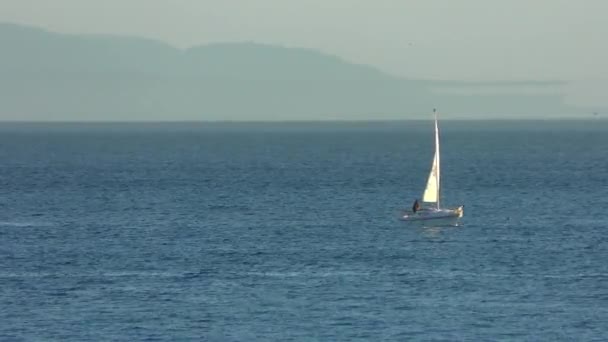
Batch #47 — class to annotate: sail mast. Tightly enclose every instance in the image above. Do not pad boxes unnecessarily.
[434,109,441,209]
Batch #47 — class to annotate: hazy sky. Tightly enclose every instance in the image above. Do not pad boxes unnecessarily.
[1,0,607,83]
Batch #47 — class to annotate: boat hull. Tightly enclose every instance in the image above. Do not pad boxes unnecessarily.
[400,205,463,225]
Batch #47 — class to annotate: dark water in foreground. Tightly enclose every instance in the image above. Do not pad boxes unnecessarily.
[1,120,607,341]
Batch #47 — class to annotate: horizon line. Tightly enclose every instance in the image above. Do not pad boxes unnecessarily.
[0,117,604,124]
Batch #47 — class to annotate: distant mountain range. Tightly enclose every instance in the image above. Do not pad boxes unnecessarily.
[0,22,589,121]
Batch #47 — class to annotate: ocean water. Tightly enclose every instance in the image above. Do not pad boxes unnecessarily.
[1,120,607,341]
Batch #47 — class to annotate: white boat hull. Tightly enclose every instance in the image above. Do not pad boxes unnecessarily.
[400,205,464,224]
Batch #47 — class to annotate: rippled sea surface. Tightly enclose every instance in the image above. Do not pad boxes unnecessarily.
[1,120,607,341]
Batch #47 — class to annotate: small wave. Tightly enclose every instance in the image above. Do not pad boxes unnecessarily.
[0,271,54,278]
[245,270,370,278]
[0,270,182,279]
[398,269,608,280]
[248,271,302,277]
[567,218,607,226]
[0,221,54,227]
[100,271,181,278]
[540,273,608,279]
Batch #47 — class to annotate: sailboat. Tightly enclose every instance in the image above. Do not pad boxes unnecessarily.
[401,109,464,224]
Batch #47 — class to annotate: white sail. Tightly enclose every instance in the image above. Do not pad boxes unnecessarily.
[422,110,440,208]
[422,152,439,203]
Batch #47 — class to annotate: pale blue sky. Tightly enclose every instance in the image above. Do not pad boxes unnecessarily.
[1,0,607,105]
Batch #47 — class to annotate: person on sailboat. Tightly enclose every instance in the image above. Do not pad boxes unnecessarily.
[412,199,421,213]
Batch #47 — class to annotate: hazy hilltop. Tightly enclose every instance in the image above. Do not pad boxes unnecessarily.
[0,22,589,121]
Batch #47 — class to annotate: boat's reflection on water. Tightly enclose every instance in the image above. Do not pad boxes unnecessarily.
[418,220,462,238]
